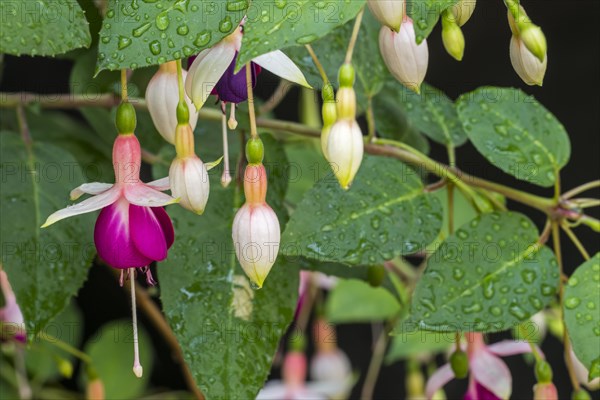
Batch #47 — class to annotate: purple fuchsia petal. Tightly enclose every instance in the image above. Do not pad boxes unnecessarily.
[464,381,502,400]
[152,207,175,249]
[94,199,153,268]
[129,205,169,262]
[213,55,260,104]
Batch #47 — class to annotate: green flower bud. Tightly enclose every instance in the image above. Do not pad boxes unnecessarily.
[176,100,190,125]
[338,63,355,88]
[322,102,337,127]
[571,389,591,400]
[115,101,137,134]
[367,265,386,287]
[289,333,306,352]
[535,360,553,383]
[246,137,264,165]
[450,349,469,379]
[442,13,465,61]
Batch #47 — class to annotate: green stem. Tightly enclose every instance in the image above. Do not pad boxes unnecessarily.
[345,6,365,64]
[245,63,259,139]
[176,59,185,104]
[38,333,92,364]
[305,44,329,85]
[562,180,600,199]
[552,222,581,392]
[120,69,128,101]
[560,223,591,260]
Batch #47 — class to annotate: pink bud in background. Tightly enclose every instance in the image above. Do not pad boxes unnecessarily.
[379,18,429,93]
[232,164,280,288]
[146,62,198,144]
[0,270,26,343]
[367,0,404,32]
[283,351,308,389]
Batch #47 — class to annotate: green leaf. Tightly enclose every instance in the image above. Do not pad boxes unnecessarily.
[375,82,467,147]
[407,0,458,44]
[285,10,388,106]
[281,155,443,265]
[0,134,95,335]
[386,322,452,364]
[456,87,571,187]
[97,0,247,71]
[81,320,153,399]
[237,0,365,69]
[158,124,299,398]
[326,279,401,323]
[409,211,560,333]
[0,0,91,56]
[563,253,600,380]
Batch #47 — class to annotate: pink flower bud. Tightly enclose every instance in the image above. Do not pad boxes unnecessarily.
[533,382,558,400]
[510,35,547,86]
[283,351,307,389]
[367,0,404,32]
[325,119,364,190]
[146,62,198,144]
[379,19,429,93]
[232,164,280,288]
[113,134,142,185]
[0,270,26,343]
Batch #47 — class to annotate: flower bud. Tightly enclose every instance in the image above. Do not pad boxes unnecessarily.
[232,164,280,288]
[86,378,105,400]
[367,0,405,32]
[115,102,136,134]
[335,87,357,120]
[535,360,553,383]
[367,264,385,287]
[450,349,469,379]
[572,389,591,400]
[283,351,307,388]
[146,62,198,144]
[510,35,547,86]
[451,0,476,27]
[442,13,465,61]
[534,382,558,400]
[379,19,429,93]
[325,119,364,190]
[169,155,210,214]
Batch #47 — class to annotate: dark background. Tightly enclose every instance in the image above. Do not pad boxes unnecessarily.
[1,0,599,398]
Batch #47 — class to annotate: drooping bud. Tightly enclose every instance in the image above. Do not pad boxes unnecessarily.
[367,0,404,32]
[232,161,280,288]
[86,378,105,400]
[283,350,307,389]
[367,264,386,287]
[441,10,465,61]
[169,125,210,214]
[450,0,476,27]
[535,360,553,383]
[146,62,198,144]
[509,35,547,86]
[571,389,591,400]
[115,102,136,135]
[0,270,26,343]
[450,348,469,379]
[379,19,429,93]
[320,101,337,159]
[325,119,364,190]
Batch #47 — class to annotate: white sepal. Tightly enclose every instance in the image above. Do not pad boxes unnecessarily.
[253,50,312,88]
[367,0,404,32]
[509,35,547,86]
[169,156,210,214]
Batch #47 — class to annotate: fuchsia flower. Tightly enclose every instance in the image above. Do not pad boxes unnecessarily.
[0,270,26,343]
[426,333,539,400]
[185,23,311,110]
[42,134,176,276]
[232,163,280,288]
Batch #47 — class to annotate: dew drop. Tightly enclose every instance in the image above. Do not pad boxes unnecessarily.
[296,34,318,44]
[508,304,529,320]
[155,11,170,31]
[177,24,189,35]
[219,16,233,33]
[132,22,152,37]
[194,30,211,47]
[149,40,161,55]
[226,0,249,11]
[117,36,132,49]
[565,297,581,309]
